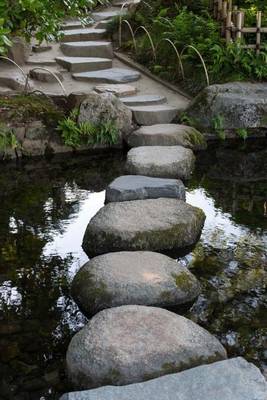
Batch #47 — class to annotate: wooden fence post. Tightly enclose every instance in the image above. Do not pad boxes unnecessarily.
[226,11,232,43]
[236,11,244,41]
[256,11,262,54]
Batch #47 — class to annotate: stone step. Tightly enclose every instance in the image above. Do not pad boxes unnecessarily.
[73,68,140,84]
[82,198,205,257]
[94,83,137,97]
[60,357,267,400]
[94,20,112,29]
[65,305,225,390]
[92,10,125,22]
[26,59,57,67]
[29,69,64,83]
[55,56,112,73]
[113,0,141,6]
[127,124,207,150]
[121,94,167,106]
[130,105,179,125]
[71,251,200,316]
[59,28,106,42]
[105,175,185,203]
[126,145,195,180]
[61,20,91,30]
[60,41,113,58]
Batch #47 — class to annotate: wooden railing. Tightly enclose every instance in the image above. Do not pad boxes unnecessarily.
[212,0,267,53]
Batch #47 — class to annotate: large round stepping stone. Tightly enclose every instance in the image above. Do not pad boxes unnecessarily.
[94,83,137,97]
[130,105,179,125]
[66,305,227,389]
[71,251,200,316]
[127,124,207,150]
[60,357,267,400]
[105,175,185,203]
[121,95,167,107]
[126,146,195,180]
[73,68,140,84]
[82,198,205,257]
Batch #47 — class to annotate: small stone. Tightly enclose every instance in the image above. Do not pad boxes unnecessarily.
[66,305,227,389]
[105,175,185,202]
[94,84,137,97]
[29,69,63,83]
[71,251,201,316]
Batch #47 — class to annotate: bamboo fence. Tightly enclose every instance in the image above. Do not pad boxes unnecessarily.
[212,0,267,53]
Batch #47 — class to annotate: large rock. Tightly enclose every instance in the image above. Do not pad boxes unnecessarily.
[60,357,267,400]
[127,124,207,150]
[186,82,267,133]
[78,92,133,137]
[126,146,195,180]
[82,198,205,257]
[71,251,201,316]
[105,175,186,203]
[66,305,227,389]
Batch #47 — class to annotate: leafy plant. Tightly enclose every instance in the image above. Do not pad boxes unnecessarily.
[236,128,248,141]
[0,124,20,159]
[212,115,226,140]
[57,109,120,148]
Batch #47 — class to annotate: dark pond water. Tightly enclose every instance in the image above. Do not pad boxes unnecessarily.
[0,141,266,399]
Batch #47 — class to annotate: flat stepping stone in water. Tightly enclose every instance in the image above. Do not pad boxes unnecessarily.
[130,105,179,125]
[73,68,140,84]
[66,305,226,389]
[29,69,63,83]
[60,357,267,400]
[121,94,167,106]
[82,198,205,257]
[94,83,137,97]
[60,41,113,59]
[126,146,195,180]
[55,57,112,73]
[59,28,106,42]
[71,251,200,317]
[105,175,185,202]
[127,124,207,150]
[92,10,125,21]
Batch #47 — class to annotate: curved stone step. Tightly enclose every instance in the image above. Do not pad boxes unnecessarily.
[127,123,207,150]
[105,175,185,203]
[73,68,140,84]
[60,41,113,58]
[92,10,125,21]
[94,83,137,97]
[126,146,195,180]
[94,20,111,29]
[66,305,225,389]
[71,251,200,316]
[55,56,112,73]
[82,198,205,257]
[61,21,89,30]
[59,28,106,42]
[29,69,63,83]
[121,94,167,106]
[130,105,179,125]
[60,357,267,400]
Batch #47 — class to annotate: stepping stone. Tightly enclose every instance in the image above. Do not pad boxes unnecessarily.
[73,68,140,84]
[94,83,137,97]
[26,59,57,67]
[66,305,226,389]
[121,94,167,106]
[130,105,179,125]
[60,41,113,59]
[60,357,267,400]
[59,28,106,42]
[105,175,185,202]
[29,69,63,83]
[71,251,200,317]
[92,10,125,22]
[55,56,112,73]
[32,45,52,53]
[61,21,87,30]
[82,198,205,257]
[127,124,207,150]
[126,146,195,180]
[94,20,111,29]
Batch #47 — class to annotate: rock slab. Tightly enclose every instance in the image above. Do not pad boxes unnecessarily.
[60,357,267,400]
[66,305,227,389]
[73,68,140,84]
[71,251,200,316]
[127,124,207,150]
[105,175,186,203]
[126,146,195,180]
[82,198,205,257]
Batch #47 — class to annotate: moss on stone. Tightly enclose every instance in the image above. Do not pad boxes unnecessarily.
[171,271,194,292]
[186,127,207,149]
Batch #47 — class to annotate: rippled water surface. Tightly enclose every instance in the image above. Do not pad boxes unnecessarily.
[0,141,266,399]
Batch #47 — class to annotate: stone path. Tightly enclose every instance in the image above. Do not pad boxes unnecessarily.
[2,0,263,397]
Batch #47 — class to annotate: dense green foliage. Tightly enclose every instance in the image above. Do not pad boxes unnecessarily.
[57,109,119,148]
[113,0,267,93]
[0,0,107,53]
